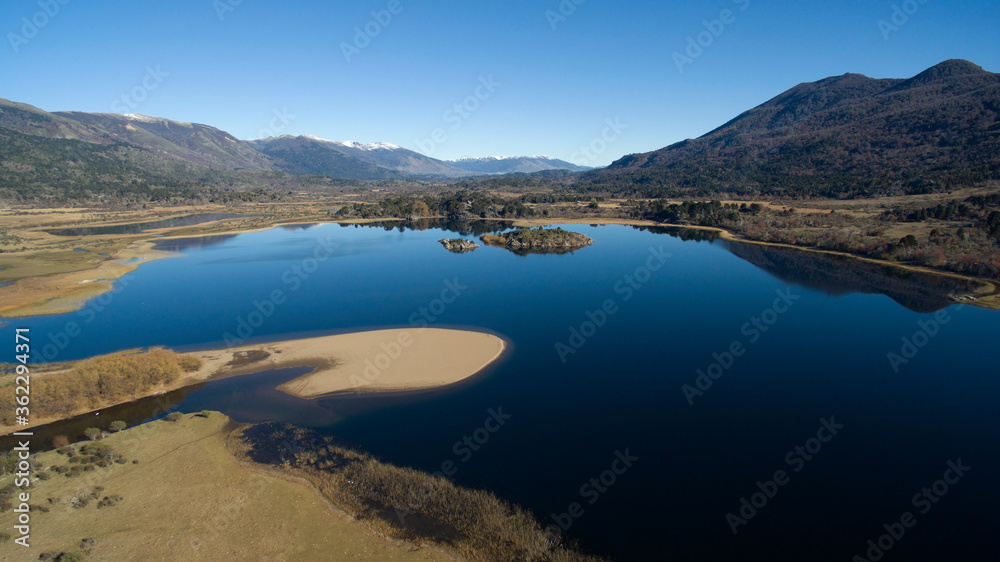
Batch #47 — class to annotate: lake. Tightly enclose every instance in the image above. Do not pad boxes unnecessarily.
[8,221,999,561]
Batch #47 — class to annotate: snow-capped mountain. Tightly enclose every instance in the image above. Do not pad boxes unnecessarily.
[447,155,592,174]
[247,135,594,179]
[0,98,595,181]
[247,135,475,179]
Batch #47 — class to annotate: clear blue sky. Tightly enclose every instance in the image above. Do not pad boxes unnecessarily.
[2,0,998,165]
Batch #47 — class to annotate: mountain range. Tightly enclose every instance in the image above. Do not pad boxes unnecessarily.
[590,59,1000,197]
[2,59,997,202]
[0,100,587,187]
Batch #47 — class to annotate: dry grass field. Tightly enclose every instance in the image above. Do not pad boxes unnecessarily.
[0,413,452,561]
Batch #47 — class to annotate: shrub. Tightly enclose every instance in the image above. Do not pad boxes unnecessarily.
[166,412,183,422]
[80,538,96,553]
[97,495,123,509]
[0,452,18,475]
[39,552,87,562]
[84,428,101,441]
[177,355,204,372]
[0,349,185,425]
[196,411,212,418]
[108,421,127,433]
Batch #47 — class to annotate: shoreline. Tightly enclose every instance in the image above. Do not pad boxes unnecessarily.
[2,215,997,318]
[199,327,508,398]
[0,412,455,560]
[0,238,178,318]
[0,328,508,436]
[650,223,999,306]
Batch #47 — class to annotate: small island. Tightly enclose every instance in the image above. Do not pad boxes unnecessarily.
[439,238,480,252]
[480,227,593,255]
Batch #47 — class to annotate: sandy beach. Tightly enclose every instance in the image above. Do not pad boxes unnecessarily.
[189,328,507,398]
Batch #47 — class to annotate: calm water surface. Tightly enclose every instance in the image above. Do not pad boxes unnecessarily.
[47,213,251,236]
[9,222,999,561]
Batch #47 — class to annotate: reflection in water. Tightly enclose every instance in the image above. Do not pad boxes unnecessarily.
[632,225,721,242]
[722,239,981,313]
[277,223,321,231]
[3,221,998,562]
[151,234,238,252]
[49,213,253,236]
[643,226,981,313]
[347,218,514,236]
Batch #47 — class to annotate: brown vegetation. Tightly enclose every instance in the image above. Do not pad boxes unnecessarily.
[0,350,185,426]
[233,423,602,562]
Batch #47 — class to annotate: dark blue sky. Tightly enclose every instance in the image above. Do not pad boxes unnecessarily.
[3,0,998,165]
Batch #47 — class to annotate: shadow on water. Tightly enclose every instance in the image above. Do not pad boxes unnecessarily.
[0,384,199,451]
[0,368,318,452]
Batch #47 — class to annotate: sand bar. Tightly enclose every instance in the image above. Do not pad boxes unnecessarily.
[190,328,507,398]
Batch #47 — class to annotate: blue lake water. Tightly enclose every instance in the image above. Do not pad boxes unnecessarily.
[10,222,999,561]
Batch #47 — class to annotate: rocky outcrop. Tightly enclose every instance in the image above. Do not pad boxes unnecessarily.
[439,239,480,253]
[479,227,593,254]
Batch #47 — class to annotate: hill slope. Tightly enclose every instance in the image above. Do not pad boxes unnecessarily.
[448,156,591,174]
[54,111,275,170]
[592,59,1000,198]
[248,135,475,179]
